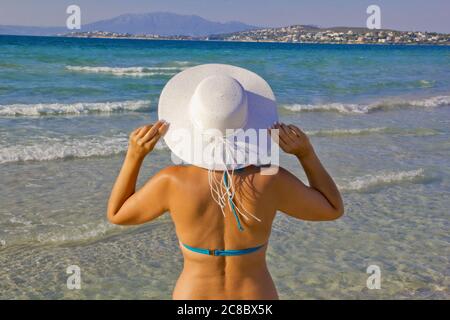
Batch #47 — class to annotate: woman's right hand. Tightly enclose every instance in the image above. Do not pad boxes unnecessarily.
[270,122,314,158]
[127,120,169,160]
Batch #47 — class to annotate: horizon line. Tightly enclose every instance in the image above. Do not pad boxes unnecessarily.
[0,11,448,34]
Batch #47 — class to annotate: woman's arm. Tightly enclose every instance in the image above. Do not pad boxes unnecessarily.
[271,122,344,221]
[107,120,170,225]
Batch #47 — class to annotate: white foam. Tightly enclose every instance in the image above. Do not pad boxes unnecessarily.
[339,169,425,192]
[172,61,193,65]
[0,100,150,116]
[0,134,168,164]
[418,80,435,88]
[307,127,439,137]
[283,102,370,114]
[36,222,120,245]
[66,65,186,77]
[307,127,388,137]
[282,95,450,114]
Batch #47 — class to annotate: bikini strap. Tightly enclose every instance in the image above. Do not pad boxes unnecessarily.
[223,172,244,232]
[182,242,265,256]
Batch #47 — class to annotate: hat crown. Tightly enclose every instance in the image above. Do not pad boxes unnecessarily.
[190,75,248,134]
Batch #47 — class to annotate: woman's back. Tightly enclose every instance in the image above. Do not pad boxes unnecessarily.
[167,165,279,299]
[107,122,343,300]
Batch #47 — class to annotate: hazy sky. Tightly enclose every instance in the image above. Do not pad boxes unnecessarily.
[0,0,449,33]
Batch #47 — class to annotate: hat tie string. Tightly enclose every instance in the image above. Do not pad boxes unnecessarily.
[207,136,261,232]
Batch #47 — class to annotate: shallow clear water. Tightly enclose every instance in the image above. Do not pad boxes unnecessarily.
[0,35,449,299]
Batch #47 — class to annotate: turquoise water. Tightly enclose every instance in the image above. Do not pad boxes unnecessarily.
[0,35,449,299]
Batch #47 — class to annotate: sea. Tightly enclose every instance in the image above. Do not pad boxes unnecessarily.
[0,35,449,299]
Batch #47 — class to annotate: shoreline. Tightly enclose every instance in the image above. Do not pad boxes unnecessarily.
[60,35,450,46]
[1,33,449,46]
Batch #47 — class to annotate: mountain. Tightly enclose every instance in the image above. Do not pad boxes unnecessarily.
[0,12,258,37]
[82,12,257,36]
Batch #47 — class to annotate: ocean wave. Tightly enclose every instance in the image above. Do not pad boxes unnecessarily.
[0,100,150,116]
[283,102,369,114]
[307,127,388,137]
[36,222,121,245]
[339,169,426,192]
[0,135,167,164]
[0,222,124,248]
[172,61,193,65]
[1,219,172,248]
[417,80,435,88]
[281,95,450,114]
[306,127,439,137]
[66,65,186,77]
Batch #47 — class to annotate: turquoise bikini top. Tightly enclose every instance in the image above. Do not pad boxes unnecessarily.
[181,169,265,257]
[182,242,265,256]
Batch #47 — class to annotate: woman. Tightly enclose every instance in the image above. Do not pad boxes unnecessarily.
[107,64,343,300]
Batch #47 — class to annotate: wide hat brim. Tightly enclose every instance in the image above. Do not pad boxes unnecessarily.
[158,64,278,170]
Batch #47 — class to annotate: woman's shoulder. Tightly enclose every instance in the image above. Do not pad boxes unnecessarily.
[155,164,294,182]
[250,165,292,180]
[155,165,191,177]
[154,165,204,181]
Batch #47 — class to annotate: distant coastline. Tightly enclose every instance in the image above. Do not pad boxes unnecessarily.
[2,33,449,47]
[2,12,448,45]
[60,25,450,45]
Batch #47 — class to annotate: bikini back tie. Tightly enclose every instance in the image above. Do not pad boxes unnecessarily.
[182,242,265,256]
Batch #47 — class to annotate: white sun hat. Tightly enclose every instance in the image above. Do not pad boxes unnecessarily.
[158,63,279,171]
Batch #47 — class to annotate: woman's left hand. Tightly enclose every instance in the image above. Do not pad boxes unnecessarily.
[127,120,169,160]
[270,122,313,158]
